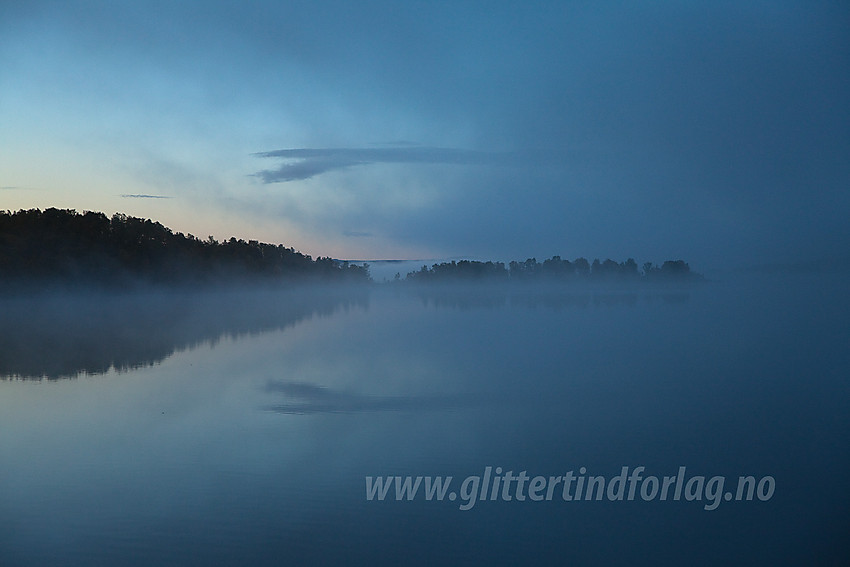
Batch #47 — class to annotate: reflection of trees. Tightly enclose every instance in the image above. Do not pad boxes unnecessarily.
[0,288,368,380]
[407,285,688,311]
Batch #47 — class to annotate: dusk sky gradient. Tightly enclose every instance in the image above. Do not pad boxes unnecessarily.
[2,1,848,272]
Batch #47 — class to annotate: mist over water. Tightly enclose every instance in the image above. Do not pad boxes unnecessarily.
[1,273,848,565]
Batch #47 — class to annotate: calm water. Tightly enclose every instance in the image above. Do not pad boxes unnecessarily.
[1,275,848,565]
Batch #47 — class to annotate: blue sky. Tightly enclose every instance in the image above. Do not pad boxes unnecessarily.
[1,1,848,271]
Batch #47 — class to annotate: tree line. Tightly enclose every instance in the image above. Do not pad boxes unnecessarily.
[0,208,370,288]
[0,208,700,290]
[403,256,700,283]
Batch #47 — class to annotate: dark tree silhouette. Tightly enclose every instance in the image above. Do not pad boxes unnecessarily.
[403,255,701,284]
[0,208,370,290]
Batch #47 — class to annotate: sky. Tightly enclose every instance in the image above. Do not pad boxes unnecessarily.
[1,1,848,272]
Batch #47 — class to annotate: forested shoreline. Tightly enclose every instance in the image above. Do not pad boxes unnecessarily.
[0,208,370,289]
[0,208,701,290]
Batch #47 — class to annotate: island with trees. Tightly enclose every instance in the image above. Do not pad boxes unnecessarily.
[402,257,701,283]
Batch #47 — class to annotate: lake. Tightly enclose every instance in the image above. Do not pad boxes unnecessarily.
[1,273,848,565]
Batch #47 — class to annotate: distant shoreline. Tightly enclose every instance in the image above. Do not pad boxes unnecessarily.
[1,208,702,291]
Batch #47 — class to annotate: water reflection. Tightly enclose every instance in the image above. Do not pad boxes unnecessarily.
[0,284,694,381]
[0,274,848,565]
[0,287,369,380]
[263,380,476,414]
[408,283,692,311]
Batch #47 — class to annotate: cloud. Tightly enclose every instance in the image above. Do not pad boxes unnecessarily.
[119,194,172,199]
[252,146,516,183]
